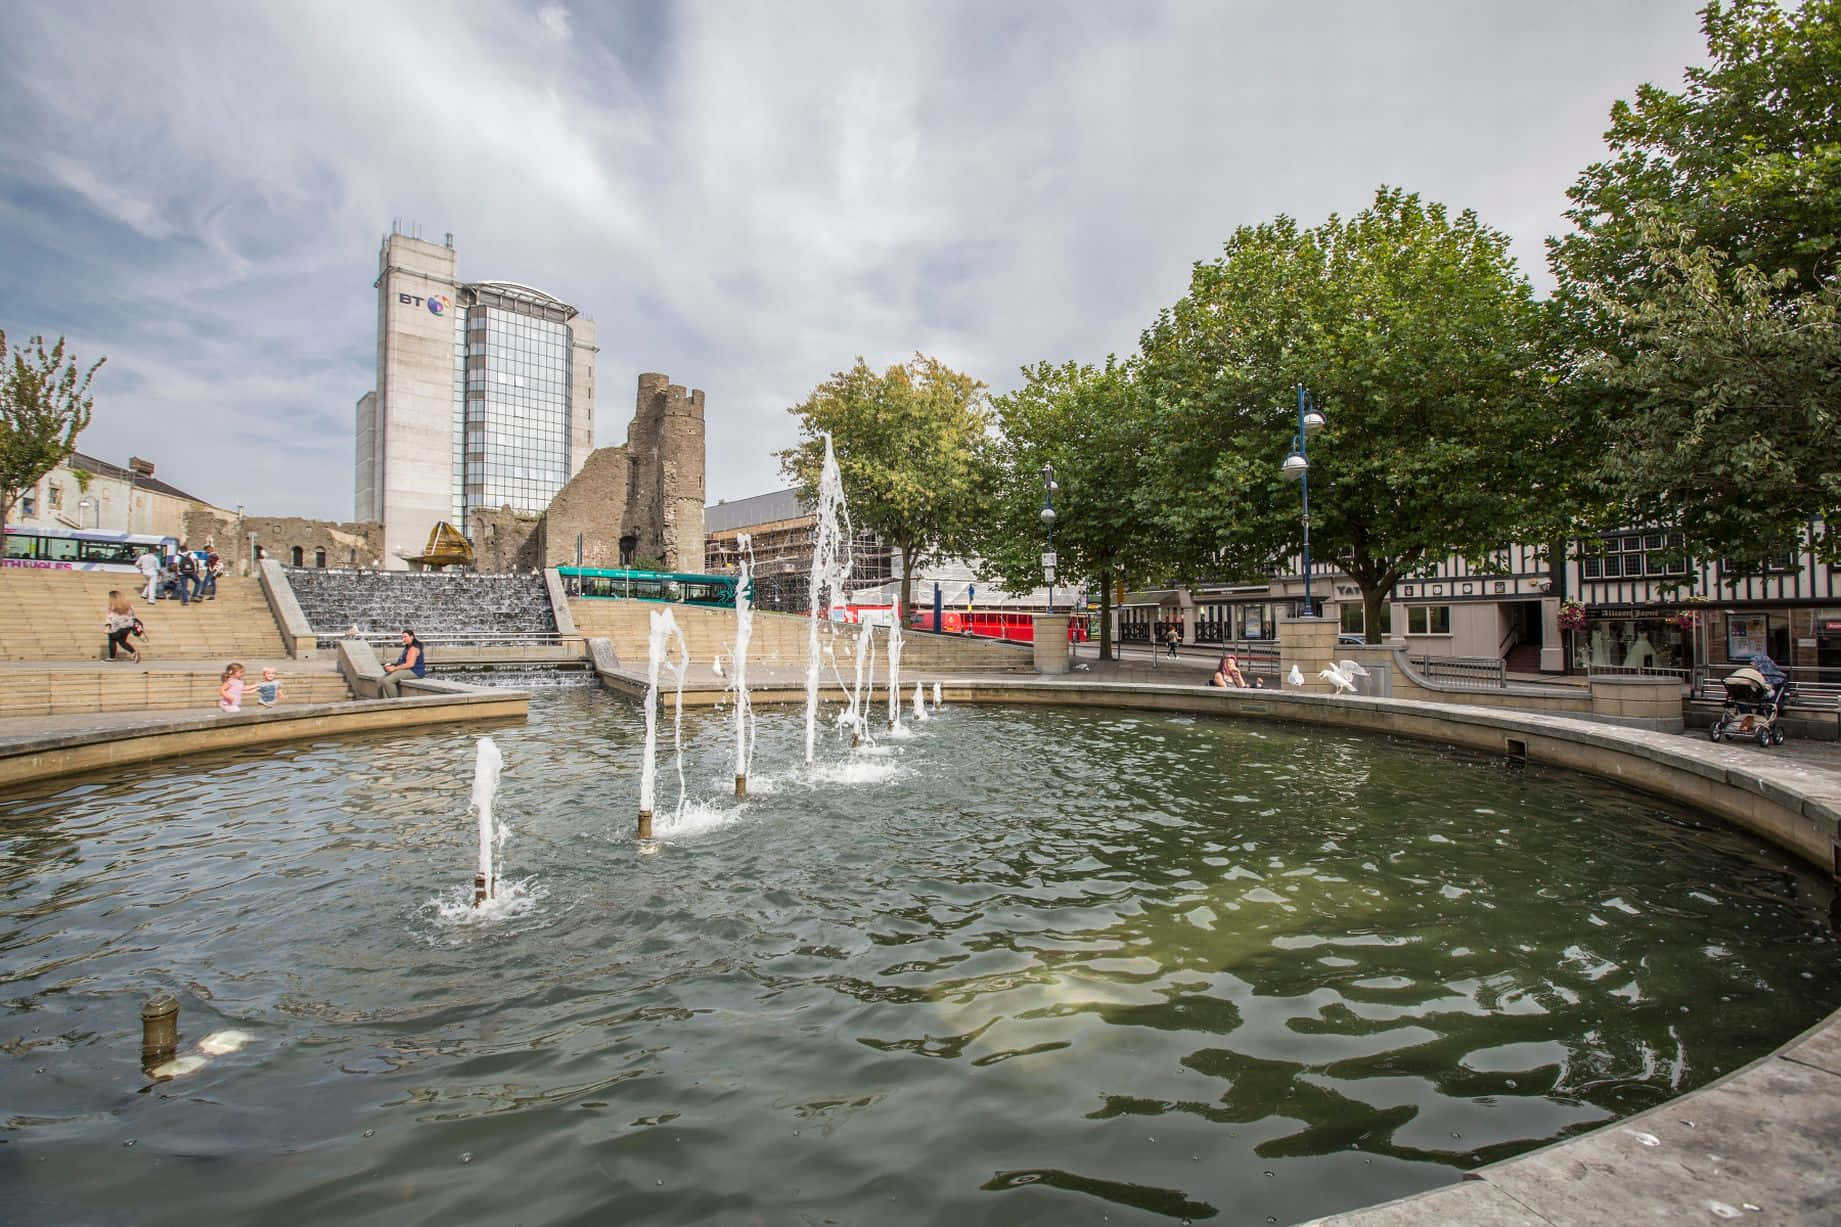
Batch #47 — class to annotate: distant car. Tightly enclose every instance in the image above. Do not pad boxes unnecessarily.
[1337,633,1368,646]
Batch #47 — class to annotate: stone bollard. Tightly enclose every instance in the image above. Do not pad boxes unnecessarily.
[1277,616,1339,692]
[1033,615,1072,675]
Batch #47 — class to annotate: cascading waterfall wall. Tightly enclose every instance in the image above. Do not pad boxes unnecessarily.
[803,434,852,765]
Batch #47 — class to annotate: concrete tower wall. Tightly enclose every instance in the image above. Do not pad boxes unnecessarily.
[374,234,459,569]
[568,316,597,483]
[353,391,378,522]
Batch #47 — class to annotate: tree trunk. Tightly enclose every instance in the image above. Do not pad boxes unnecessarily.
[1362,583,1389,645]
[897,546,915,633]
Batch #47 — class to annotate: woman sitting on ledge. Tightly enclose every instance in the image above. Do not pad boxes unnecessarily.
[379,629,427,698]
[1209,653,1247,689]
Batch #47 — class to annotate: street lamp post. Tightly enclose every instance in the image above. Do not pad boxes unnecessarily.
[78,497,98,529]
[1040,462,1058,614]
[1280,385,1328,616]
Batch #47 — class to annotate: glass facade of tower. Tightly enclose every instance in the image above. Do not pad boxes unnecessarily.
[459,303,575,530]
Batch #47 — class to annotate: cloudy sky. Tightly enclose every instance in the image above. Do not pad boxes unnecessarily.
[0,0,1710,519]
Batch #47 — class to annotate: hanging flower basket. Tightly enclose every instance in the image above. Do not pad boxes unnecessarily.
[1556,600,1587,632]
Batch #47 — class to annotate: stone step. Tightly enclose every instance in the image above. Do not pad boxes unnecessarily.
[0,670,352,718]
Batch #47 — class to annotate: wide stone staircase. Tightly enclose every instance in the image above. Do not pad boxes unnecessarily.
[567,598,1035,673]
[0,569,288,662]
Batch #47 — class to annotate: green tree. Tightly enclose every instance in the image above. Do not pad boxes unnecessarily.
[0,330,104,532]
[1551,0,1841,313]
[1585,224,1840,563]
[1137,187,1560,642]
[972,358,1162,660]
[779,354,992,620]
[1551,0,1841,562]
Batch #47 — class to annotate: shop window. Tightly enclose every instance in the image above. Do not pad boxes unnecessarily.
[1339,603,1390,636]
[1407,605,1451,635]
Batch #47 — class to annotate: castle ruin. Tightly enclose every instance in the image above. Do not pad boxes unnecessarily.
[471,373,706,573]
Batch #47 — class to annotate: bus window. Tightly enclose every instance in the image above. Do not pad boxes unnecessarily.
[46,536,78,561]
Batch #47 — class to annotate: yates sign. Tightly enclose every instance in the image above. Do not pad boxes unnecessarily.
[398,292,451,316]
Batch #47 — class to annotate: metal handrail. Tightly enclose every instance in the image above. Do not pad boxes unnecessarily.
[314,630,574,649]
[1407,653,1506,690]
[1691,666,1840,710]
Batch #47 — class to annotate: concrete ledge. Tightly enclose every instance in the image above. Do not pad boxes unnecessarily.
[544,568,578,636]
[0,689,529,790]
[257,558,317,659]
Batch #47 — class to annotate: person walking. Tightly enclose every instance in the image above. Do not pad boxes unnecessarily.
[1164,624,1180,659]
[135,547,161,603]
[201,547,221,600]
[378,629,428,698]
[104,590,143,662]
[174,547,199,605]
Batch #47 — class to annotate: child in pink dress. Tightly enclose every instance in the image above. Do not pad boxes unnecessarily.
[218,662,247,713]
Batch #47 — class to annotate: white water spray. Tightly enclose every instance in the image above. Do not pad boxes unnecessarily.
[933,681,943,709]
[851,623,875,744]
[471,736,504,904]
[803,434,852,764]
[640,608,690,834]
[912,682,928,723]
[885,616,904,731]
[731,535,756,794]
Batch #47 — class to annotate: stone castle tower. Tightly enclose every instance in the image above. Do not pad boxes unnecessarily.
[469,373,706,573]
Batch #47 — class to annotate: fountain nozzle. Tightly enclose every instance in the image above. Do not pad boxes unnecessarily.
[735,774,748,799]
[637,809,654,840]
[473,872,489,907]
[141,993,179,1068]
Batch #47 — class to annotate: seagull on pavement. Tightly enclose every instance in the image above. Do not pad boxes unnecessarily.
[1286,664,1304,687]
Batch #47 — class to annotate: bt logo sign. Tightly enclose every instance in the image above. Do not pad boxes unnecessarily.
[398,292,452,316]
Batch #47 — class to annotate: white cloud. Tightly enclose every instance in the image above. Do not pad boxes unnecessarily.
[0,0,1712,517]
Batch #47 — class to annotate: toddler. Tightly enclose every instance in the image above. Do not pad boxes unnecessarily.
[254,667,284,706]
[218,662,247,713]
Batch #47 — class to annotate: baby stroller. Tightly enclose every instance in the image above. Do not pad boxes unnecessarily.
[1708,654,1792,747]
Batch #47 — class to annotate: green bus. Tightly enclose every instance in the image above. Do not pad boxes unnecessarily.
[558,566,749,607]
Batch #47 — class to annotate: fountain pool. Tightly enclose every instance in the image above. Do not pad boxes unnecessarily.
[3,691,1837,1225]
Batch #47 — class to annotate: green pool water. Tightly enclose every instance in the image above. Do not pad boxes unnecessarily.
[2,692,1835,1225]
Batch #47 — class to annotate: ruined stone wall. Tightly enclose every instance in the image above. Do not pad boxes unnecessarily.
[184,509,384,573]
[470,507,545,572]
[542,445,635,569]
[658,383,706,573]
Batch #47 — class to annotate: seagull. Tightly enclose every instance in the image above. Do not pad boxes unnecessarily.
[1337,658,1371,680]
[1318,662,1359,695]
[1286,664,1304,687]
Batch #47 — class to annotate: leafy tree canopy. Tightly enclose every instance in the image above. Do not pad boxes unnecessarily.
[778,354,991,618]
[0,330,104,531]
[1137,187,1559,640]
[1586,224,1841,564]
[972,358,1163,659]
[1551,0,1841,310]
